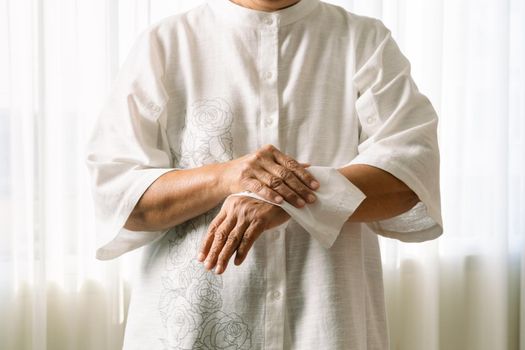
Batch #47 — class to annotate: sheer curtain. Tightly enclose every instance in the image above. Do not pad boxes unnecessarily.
[0,0,523,349]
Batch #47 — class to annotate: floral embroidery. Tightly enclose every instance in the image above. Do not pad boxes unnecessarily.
[174,98,234,168]
[158,98,253,349]
[198,311,252,350]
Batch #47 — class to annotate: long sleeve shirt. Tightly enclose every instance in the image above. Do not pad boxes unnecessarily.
[84,0,443,349]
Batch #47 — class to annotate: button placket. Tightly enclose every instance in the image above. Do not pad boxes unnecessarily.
[260,21,285,346]
[259,20,279,147]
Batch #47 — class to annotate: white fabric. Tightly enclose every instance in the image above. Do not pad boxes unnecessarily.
[84,0,443,349]
[230,166,367,249]
[83,25,183,260]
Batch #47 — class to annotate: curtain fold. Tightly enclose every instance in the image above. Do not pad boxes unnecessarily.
[0,0,523,349]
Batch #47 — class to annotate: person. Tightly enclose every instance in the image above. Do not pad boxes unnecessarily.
[84,0,443,349]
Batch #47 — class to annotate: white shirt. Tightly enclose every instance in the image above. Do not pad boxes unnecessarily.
[84,0,443,349]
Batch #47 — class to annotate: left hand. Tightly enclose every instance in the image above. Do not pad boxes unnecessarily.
[197,195,291,274]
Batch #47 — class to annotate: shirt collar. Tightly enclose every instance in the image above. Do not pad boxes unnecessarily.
[206,0,320,28]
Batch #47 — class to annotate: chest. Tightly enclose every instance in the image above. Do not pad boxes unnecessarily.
[163,23,361,168]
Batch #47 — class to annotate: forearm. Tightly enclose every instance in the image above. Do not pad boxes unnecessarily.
[337,164,419,223]
[123,144,321,232]
[124,163,229,231]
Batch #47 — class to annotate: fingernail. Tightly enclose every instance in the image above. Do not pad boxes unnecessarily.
[205,260,212,270]
[235,255,243,265]
[307,194,316,203]
[197,252,205,262]
[310,181,319,189]
[275,196,283,203]
[297,198,306,207]
[215,264,223,274]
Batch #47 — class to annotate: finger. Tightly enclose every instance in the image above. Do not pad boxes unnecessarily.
[260,159,314,207]
[215,220,249,274]
[273,150,320,190]
[234,219,266,266]
[198,210,227,262]
[203,217,237,271]
[241,177,284,204]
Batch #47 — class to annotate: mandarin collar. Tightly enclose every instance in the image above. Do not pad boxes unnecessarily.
[206,0,320,28]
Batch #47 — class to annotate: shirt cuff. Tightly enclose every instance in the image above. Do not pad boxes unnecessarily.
[228,166,366,249]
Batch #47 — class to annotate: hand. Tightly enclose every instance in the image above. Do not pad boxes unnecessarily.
[196,195,291,274]
[220,144,320,208]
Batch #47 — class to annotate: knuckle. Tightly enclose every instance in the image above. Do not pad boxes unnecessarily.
[239,177,251,190]
[251,181,264,193]
[264,188,277,200]
[268,176,283,189]
[262,144,274,152]
[304,174,315,183]
[253,150,264,160]
[283,170,296,182]
[214,230,228,241]
[302,169,314,179]
[276,167,289,179]
[208,220,221,231]
[240,164,251,177]
[245,152,262,166]
[227,234,241,246]
[284,158,299,170]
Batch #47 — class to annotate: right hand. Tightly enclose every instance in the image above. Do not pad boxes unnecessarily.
[220,144,320,208]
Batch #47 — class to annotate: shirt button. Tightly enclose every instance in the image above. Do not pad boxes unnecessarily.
[264,17,274,25]
[147,102,160,113]
[263,71,273,80]
[366,116,376,124]
[264,116,274,126]
[271,290,281,300]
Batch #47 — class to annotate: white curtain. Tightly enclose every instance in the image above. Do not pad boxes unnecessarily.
[0,0,523,349]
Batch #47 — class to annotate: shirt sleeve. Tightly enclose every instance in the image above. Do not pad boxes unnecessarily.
[84,25,180,261]
[228,166,367,249]
[344,18,443,242]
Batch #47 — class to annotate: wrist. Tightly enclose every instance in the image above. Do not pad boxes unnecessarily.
[212,161,234,198]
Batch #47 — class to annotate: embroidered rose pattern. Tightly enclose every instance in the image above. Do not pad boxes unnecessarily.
[189,98,233,136]
[199,311,252,350]
[176,98,234,168]
[158,98,253,349]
